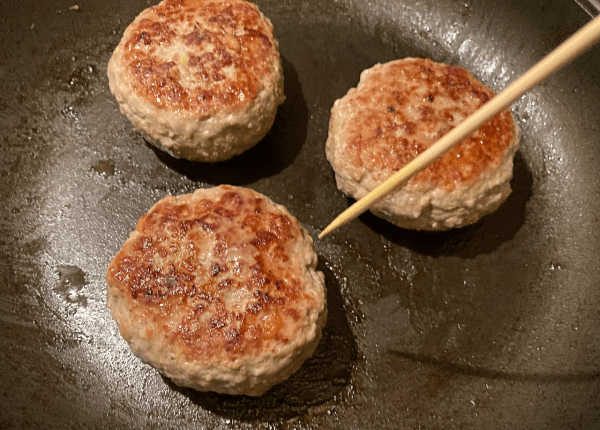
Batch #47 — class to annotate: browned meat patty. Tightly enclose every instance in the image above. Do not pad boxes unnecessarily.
[106,186,326,396]
[107,0,285,162]
[326,58,520,230]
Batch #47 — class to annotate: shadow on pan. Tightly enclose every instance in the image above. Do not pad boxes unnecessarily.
[163,261,358,422]
[148,57,308,186]
[358,151,534,259]
[387,350,600,383]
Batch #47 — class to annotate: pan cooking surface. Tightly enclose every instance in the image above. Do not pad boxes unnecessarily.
[1,0,599,428]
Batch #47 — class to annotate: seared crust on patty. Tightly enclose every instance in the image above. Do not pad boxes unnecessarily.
[106,186,326,396]
[326,58,520,230]
[107,0,285,162]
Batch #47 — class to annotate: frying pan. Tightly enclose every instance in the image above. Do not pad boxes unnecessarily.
[1,0,599,428]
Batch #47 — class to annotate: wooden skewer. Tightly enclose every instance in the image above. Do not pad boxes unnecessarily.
[319,15,600,239]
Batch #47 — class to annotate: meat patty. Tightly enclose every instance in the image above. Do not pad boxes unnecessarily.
[106,186,326,396]
[325,58,520,231]
[107,0,285,162]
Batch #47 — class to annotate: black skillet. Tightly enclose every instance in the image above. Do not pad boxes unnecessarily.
[1,0,600,428]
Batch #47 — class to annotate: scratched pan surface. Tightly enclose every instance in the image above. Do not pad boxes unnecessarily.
[1,0,600,428]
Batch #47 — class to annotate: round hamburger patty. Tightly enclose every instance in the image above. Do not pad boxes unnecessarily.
[107,0,285,162]
[106,186,326,396]
[325,58,521,231]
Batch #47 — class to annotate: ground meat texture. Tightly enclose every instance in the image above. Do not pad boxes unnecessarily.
[106,186,326,396]
[107,0,285,162]
[325,58,520,231]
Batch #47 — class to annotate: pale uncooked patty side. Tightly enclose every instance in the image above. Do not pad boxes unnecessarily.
[106,186,326,396]
[107,0,285,162]
[329,113,520,230]
[108,279,326,396]
[107,50,284,162]
[325,58,521,231]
